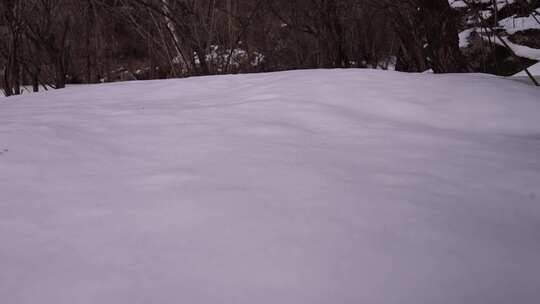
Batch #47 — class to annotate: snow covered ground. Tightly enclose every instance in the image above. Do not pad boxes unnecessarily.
[515,61,540,77]
[512,62,540,84]
[1,69,540,304]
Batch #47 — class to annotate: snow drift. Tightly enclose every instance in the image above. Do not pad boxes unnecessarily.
[1,69,540,304]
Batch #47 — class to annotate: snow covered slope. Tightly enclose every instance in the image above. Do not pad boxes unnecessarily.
[513,61,540,84]
[1,70,540,304]
[515,61,540,77]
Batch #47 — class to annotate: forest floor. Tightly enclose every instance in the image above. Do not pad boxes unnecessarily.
[1,69,540,303]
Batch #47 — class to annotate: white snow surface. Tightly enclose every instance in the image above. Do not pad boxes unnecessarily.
[459,28,475,48]
[450,0,515,10]
[500,9,540,34]
[1,69,540,304]
[515,61,540,77]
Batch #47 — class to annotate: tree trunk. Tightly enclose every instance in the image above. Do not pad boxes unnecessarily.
[32,72,39,92]
[3,66,13,97]
[55,56,67,89]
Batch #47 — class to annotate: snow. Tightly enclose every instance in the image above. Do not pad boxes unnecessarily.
[513,61,540,85]
[450,0,515,10]
[455,3,540,58]
[192,45,264,71]
[500,9,540,34]
[450,0,468,8]
[481,34,540,60]
[498,36,540,60]
[514,61,540,76]
[459,28,475,48]
[1,69,540,304]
